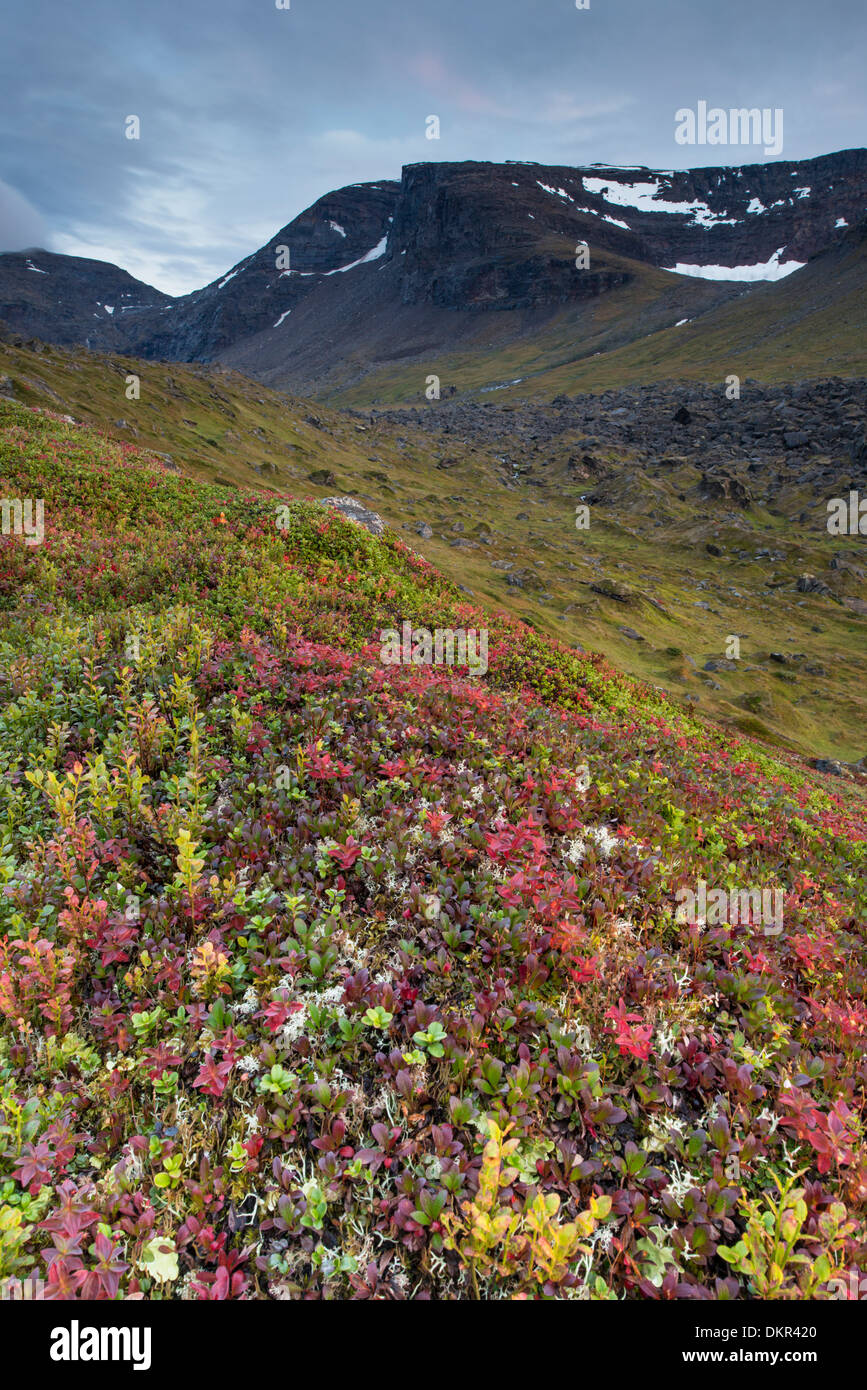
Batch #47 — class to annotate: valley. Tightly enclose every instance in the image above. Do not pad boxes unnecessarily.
[1,329,864,763]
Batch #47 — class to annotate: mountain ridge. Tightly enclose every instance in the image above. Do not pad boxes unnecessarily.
[1,149,865,400]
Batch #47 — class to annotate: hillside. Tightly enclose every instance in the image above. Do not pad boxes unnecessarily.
[0,400,865,1301]
[488,217,867,400]
[1,337,865,763]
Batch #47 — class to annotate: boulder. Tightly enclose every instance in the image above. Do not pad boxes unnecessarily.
[811,758,845,776]
[320,496,386,537]
[796,573,832,595]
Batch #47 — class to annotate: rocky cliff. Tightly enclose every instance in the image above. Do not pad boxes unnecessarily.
[388,150,867,309]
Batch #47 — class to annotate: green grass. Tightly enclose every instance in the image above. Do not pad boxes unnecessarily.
[2,340,866,762]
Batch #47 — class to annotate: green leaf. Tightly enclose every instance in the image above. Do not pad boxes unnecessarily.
[138,1236,179,1282]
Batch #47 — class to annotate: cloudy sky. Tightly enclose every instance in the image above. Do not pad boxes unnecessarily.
[1,0,864,294]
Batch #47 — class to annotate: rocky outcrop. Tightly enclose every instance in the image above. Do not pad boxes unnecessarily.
[320,496,386,537]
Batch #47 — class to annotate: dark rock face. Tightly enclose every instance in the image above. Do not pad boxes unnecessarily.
[132,181,400,362]
[390,162,633,309]
[387,151,867,311]
[0,250,172,349]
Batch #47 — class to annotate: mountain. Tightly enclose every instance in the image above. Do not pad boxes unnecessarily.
[0,249,172,349]
[131,180,400,362]
[1,150,865,399]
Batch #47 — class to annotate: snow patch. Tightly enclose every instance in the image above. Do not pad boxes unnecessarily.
[273,309,292,328]
[325,236,388,274]
[582,176,738,227]
[327,221,347,237]
[836,217,849,228]
[25,259,48,273]
[537,181,573,201]
[480,378,526,393]
[664,248,806,282]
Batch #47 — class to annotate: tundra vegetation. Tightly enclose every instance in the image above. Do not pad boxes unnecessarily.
[0,399,864,1300]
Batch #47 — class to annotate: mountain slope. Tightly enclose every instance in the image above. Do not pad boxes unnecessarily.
[2,337,865,762]
[0,400,865,1303]
[216,239,745,399]
[133,180,400,363]
[501,215,867,398]
[0,249,173,349]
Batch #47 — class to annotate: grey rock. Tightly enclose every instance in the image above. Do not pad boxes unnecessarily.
[811,758,845,776]
[796,573,832,595]
[320,495,386,536]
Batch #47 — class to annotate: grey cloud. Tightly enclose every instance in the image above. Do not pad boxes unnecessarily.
[0,179,47,252]
[1,0,864,292]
